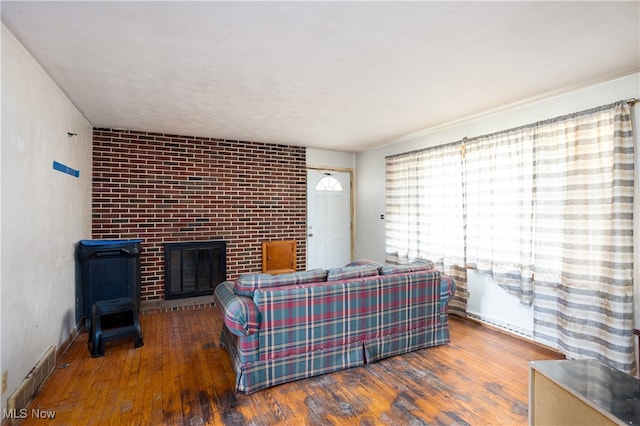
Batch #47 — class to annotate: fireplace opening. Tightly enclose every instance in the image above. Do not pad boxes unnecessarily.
[164,240,226,300]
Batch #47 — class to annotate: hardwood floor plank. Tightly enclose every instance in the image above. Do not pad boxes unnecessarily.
[21,308,562,425]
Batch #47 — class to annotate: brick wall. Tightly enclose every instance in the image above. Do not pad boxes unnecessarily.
[92,128,307,302]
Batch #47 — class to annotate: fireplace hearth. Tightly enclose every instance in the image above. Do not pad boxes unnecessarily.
[164,240,226,300]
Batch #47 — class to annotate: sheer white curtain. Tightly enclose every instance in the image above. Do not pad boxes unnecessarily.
[465,128,536,304]
[385,142,467,315]
[532,102,635,374]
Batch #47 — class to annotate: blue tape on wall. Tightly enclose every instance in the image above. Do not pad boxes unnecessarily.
[52,161,80,178]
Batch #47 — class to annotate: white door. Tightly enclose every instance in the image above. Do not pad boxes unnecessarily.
[307,169,352,270]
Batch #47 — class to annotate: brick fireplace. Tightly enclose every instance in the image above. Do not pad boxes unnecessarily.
[92,128,307,302]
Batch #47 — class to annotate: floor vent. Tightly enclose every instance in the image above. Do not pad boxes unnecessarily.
[6,345,56,420]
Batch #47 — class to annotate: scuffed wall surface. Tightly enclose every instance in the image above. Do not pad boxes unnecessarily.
[1,24,92,412]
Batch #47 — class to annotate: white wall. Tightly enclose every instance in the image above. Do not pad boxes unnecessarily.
[356,73,640,335]
[306,148,355,170]
[1,24,92,411]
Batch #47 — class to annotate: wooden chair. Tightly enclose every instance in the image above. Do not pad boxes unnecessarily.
[262,240,296,274]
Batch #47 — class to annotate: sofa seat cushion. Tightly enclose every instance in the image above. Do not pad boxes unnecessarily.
[234,269,328,297]
[326,264,379,281]
[345,259,384,269]
[380,258,435,275]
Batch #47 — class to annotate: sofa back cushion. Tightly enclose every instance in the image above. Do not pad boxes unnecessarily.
[379,258,435,275]
[234,269,328,297]
[326,264,379,281]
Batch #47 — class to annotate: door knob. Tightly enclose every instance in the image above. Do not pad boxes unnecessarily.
[308,233,314,237]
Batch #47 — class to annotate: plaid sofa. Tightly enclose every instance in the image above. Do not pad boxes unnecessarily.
[214,259,456,394]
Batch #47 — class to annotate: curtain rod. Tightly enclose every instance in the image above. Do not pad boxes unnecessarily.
[386,99,635,161]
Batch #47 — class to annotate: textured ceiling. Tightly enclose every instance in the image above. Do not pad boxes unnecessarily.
[2,1,639,152]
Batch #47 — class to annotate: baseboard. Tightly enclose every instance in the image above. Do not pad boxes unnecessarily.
[459,314,562,355]
[466,312,533,339]
[56,325,80,362]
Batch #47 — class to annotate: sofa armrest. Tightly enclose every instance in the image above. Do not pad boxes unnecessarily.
[214,281,261,337]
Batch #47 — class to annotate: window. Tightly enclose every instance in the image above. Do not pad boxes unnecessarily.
[385,101,635,374]
[315,175,343,192]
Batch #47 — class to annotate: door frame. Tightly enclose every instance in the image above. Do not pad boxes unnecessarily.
[306,166,355,265]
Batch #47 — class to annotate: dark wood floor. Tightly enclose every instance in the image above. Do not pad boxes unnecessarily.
[22,307,562,425]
